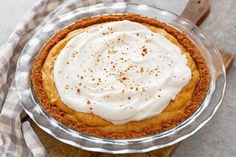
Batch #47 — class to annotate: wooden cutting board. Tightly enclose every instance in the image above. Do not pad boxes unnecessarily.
[30,0,234,156]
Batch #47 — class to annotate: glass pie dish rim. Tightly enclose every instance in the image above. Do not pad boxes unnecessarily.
[15,2,226,154]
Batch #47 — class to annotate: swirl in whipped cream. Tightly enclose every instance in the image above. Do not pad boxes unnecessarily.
[53,20,191,125]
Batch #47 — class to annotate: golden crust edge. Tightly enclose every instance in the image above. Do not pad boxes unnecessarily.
[31,14,209,139]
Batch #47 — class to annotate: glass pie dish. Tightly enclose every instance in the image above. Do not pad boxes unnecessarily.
[15,2,226,154]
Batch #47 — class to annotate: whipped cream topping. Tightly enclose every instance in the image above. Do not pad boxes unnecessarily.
[53,20,191,125]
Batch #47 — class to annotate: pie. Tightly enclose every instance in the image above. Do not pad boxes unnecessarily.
[31,14,209,139]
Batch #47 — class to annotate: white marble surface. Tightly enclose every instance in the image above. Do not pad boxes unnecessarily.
[0,0,235,156]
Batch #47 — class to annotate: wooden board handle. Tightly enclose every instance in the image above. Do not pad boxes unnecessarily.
[181,0,234,71]
[181,0,211,25]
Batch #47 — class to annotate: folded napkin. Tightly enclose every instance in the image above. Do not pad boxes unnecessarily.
[0,0,127,156]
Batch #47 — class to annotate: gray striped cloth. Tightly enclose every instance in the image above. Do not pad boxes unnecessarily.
[0,0,127,156]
